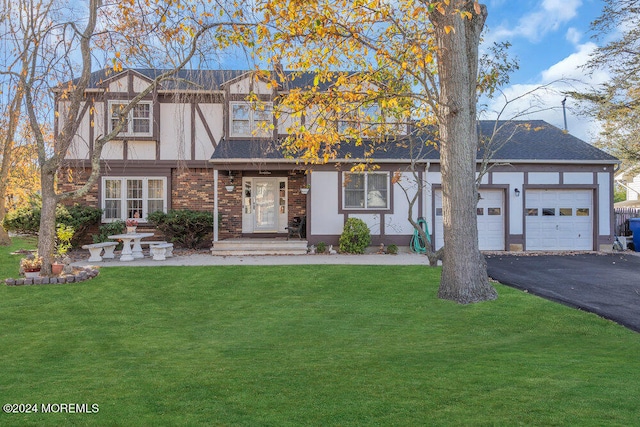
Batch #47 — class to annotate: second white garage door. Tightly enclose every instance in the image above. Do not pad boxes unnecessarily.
[434,189,505,250]
[525,189,593,250]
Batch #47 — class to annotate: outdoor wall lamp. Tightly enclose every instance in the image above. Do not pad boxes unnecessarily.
[514,188,521,197]
[225,171,235,192]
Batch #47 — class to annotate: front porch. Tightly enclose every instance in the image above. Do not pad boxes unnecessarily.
[210,238,309,256]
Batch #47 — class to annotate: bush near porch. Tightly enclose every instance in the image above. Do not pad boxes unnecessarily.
[147,209,214,249]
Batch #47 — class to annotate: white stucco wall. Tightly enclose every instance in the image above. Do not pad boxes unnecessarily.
[102,141,123,159]
[194,104,223,160]
[598,172,611,235]
[563,172,594,185]
[385,172,420,236]
[493,172,525,234]
[133,76,150,93]
[528,172,560,185]
[128,141,156,160]
[65,101,92,160]
[108,76,127,93]
[229,76,271,95]
[160,104,190,160]
[310,172,343,235]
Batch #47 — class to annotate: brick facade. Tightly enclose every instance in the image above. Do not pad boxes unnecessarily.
[171,168,215,211]
[59,167,309,242]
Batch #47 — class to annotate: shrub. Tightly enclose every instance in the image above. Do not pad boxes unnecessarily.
[386,244,398,255]
[148,209,214,249]
[316,241,327,254]
[2,199,40,234]
[2,198,102,247]
[55,224,75,259]
[339,218,371,254]
[93,221,125,248]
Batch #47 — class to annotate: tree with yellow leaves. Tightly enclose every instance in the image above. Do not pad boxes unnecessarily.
[11,0,258,273]
[259,0,498,303]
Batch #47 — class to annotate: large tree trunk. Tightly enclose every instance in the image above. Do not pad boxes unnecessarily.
[432,1,498,303]
[0,200,10,246]
[38,169,58,275]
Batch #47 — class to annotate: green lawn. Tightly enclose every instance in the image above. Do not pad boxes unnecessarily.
[1,237,639,426]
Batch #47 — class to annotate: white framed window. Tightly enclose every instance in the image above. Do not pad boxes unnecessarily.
[109,101,153,137]
[343,172,389,210]
[102,177,167,222]
[230,101,273,137]
[338,103,382,135]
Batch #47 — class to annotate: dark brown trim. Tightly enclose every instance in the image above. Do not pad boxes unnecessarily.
[195,104,218,149]
[157,93,223,103]
[98,159,212,171]
[191,103,196,160]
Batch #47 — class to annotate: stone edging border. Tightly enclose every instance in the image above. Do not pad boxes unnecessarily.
[4,267,100,286]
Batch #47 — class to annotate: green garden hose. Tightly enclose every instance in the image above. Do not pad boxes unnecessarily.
[410,217,430,254]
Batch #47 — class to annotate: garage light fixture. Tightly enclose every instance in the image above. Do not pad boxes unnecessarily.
[514,188,520,197]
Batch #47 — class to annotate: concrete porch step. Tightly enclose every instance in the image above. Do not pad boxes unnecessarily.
[211,238,309,256]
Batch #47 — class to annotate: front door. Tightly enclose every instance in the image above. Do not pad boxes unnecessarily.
[242,177,288,233]
[254,178,278,231]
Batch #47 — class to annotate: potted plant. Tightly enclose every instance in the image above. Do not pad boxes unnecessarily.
[301,184,311,195]
[21,253,43,278]
[126,212,140,233]
[53,224,74,275]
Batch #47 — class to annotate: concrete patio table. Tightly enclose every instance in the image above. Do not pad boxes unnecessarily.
[107,232,154,262]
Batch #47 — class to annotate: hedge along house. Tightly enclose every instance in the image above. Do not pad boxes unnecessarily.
[59,69,619,253]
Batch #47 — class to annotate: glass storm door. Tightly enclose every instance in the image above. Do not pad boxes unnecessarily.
[254,178,278,231]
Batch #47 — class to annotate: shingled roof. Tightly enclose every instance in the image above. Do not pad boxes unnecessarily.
[80,68,340,92]
[210,120,618,164]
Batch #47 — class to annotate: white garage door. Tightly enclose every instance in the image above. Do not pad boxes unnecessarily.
[434,189,505,250]
[525,189,593,250]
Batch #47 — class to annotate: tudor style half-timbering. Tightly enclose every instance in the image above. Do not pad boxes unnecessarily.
[59,69,619,252]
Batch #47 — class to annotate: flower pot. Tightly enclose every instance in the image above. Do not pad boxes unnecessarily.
[127,226,137,234]
[52,263,64,275]
[301,187,310,195]
[24,270,41,278]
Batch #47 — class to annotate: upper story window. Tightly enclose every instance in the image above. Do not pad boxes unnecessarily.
[230,102,273,137]
[338,104,382,136]
[109,101,153,137]
[102,177,166,222]
[344,172,389,210]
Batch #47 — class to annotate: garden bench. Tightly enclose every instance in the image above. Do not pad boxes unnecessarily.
[150,243,174,261]
[139,240,167,248]
[82,242,117,262]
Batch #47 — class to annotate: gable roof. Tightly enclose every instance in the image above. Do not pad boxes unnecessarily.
[210,120,618,165]
[78,68,347,92]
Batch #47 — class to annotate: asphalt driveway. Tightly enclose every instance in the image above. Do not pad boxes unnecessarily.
[485,253,640,333]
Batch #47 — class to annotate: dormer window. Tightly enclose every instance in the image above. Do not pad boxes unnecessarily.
[109,101,153,137]
[230,101,273,137]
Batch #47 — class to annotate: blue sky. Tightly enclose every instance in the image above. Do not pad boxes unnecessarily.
[482,0,607,142]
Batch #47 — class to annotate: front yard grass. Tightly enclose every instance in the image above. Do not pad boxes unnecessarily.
[1,237,639,426]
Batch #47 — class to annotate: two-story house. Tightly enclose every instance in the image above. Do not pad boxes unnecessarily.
[59,68,619,253]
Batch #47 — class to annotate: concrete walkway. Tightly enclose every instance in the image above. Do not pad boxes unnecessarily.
[72,247,433,267]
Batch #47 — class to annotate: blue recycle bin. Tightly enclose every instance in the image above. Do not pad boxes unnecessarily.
[629,218,640,252]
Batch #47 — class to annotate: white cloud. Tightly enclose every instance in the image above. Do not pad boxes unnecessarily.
[565,27,582,45]
[489,0,582,43]
[541,42,597,81]
[482,41,609,143]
